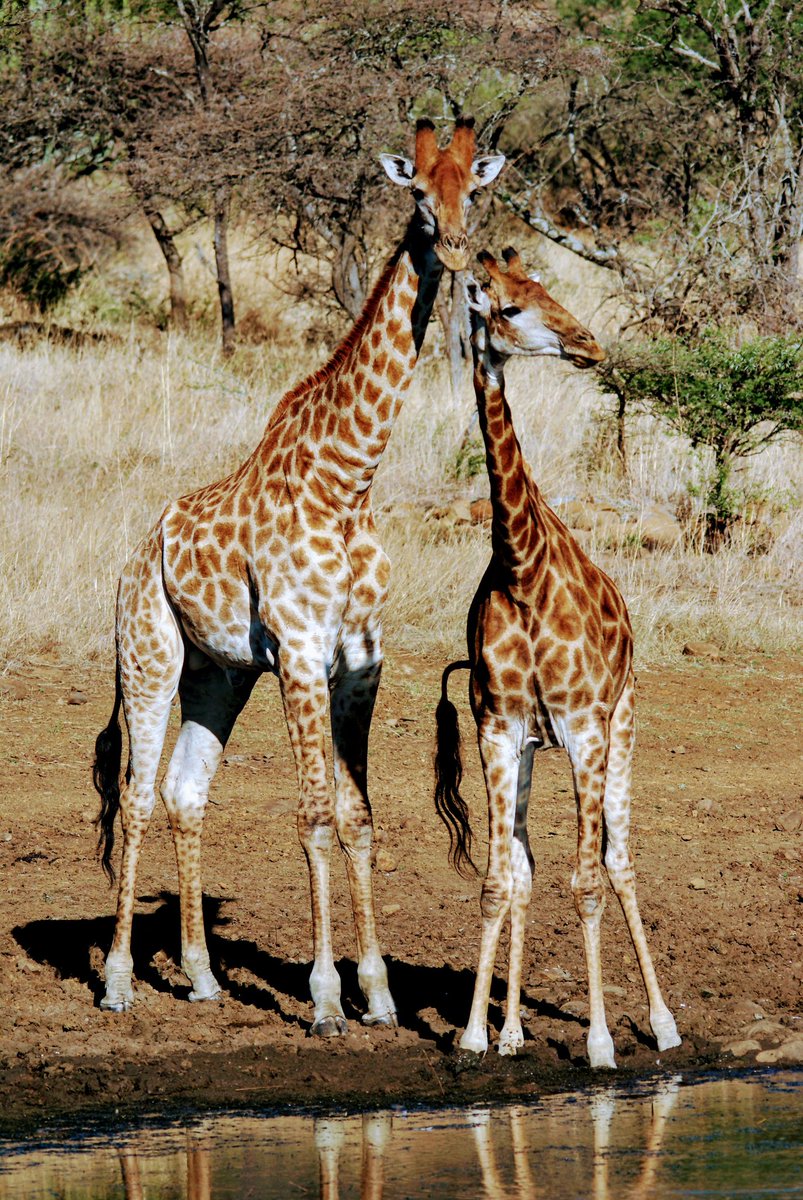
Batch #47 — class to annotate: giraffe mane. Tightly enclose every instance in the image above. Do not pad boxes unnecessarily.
[267,244,405,425]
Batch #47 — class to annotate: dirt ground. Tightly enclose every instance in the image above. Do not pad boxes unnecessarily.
[0,650,801,1136]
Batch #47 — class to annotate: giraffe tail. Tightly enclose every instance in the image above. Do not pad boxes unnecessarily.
[434,659,477,878]
[92,661,124,884]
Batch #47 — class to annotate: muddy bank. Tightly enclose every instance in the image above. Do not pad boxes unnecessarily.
[0,653,800,1136]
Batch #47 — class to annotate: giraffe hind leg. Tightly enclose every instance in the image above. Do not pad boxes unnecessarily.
[330,641,396,1028]
[461,716,523,1055]
[603,678,681,1052]
[102,571,183,1011]
[568,718,616,1069]
[498,738,535,1056]
[161,657,258,1002]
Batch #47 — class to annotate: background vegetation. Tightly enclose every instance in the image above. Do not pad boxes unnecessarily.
[0,0,800,666]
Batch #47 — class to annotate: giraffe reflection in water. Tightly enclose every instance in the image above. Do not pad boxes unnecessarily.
[113,1078,681,1199]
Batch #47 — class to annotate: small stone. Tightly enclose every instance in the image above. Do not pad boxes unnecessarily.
[774,809,803,832]
[374,850,398,873]
[470,498,493,524]
[67,689,89,705]
[682,641,724,661]
[722,1038,760,1058]
[697,797,719,816]
[1,832,11,842]
[0,678,29,701]
[689,876,709,890]
[603,984,627,997]
[639,508,683,551]
[381,903,401,917]
[756,1039,803,1065]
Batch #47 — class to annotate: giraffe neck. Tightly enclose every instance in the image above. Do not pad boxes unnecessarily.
[471,319,548,582]
[273,221,443,508]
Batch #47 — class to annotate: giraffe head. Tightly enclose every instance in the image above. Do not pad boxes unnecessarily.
[380,118,505,271]
[467,247,605,368]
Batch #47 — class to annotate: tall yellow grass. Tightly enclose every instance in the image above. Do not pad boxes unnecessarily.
[0,220,800,668]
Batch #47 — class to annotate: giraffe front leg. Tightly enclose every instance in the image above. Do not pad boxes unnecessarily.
[568,720,616,1070]
[603,677,681,1053]
[282,655,347,1037]
[461,717,523,1055]
[330,635,396,1029]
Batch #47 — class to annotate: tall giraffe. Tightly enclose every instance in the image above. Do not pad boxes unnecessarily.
[92,118,505,1033]
[434,248,681,1067]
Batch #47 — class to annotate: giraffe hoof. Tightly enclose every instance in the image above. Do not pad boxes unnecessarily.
[188,986,223,1003]
[497,1037,523,1057]
[99,995,133,1013]
[362,1009,398,1029]
[310,1014,348,1038]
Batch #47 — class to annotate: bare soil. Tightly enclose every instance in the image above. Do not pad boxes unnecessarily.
[0,650,801,1136]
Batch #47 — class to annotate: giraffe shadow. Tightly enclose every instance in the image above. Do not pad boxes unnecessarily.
[12,895,590,1047]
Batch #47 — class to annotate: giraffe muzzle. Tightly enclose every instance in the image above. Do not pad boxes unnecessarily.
[436,233,470,272]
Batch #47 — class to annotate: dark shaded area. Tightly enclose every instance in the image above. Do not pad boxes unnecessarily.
[12,893,588,1051]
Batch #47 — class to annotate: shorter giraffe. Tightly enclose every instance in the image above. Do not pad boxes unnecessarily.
[434,248,681,1067]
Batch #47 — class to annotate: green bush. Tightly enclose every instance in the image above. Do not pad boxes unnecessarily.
[599,330,803,530]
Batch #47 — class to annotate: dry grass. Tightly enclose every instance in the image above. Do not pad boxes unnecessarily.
[0,222,800,669]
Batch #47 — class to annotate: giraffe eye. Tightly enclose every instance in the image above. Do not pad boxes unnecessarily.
[412,187,426,202]
[502,306,521,318]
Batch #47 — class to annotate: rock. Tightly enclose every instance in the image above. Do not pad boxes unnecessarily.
[67,689,88,705]
[425,500,473,527]
[380,903,401,917]
[774,809,803,832]
[741,1019,786,1041]
[639,507,683,550]
[374,849,398,873]
[682,641,724,661]
[689,876,709,890]
[0,678,29,701]
[469,498,493,524]
[696,798,719,816]
[721,1038,761,1058]
[756,1038,803,1065]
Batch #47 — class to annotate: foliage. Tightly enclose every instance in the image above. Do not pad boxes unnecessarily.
[599,330,803,520]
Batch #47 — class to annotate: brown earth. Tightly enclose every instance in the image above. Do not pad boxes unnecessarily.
[0,651,801,1136]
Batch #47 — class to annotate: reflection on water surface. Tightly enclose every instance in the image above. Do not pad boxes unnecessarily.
[0,1070,800,1198]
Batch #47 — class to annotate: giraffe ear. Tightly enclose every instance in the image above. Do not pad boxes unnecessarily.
[472,154,505,186]
[379,154,414,187]
[466,276,491,315]
[529,272,542,283]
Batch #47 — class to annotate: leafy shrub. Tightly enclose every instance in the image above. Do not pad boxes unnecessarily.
[598,331,803,534]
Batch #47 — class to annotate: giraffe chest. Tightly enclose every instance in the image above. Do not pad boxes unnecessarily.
[161,499,384,672]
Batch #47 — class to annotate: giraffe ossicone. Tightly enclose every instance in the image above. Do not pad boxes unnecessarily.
[434,248,681,1068]
[92,118,505,1034]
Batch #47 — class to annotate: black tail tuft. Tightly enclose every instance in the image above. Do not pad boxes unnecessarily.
[92,663,124,885]
[433,660,476,878]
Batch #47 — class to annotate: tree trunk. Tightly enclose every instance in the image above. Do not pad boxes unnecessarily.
[615,389,628,479]
[213,183,235,356]
[141,200,188,332]
[331,234,367,320]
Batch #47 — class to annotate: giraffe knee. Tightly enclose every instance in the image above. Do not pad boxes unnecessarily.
[480,876,512,920]
[604,845,633,886]
[336,814,372,856]
[572,878,606,920]
[160,775,207,834]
